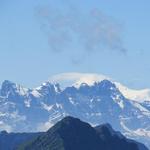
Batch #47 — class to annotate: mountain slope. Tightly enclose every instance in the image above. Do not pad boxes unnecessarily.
[18,117,148,150]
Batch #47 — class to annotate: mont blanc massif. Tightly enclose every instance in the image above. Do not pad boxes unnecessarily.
[0,73,150,149]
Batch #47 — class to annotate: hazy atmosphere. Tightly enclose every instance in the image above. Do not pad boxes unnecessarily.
[0,0,150,89]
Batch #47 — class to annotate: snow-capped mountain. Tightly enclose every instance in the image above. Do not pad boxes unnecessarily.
[0,73,150,148]
[49,73,150,102]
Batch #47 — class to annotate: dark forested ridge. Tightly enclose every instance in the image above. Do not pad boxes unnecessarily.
[17,116,148,150]
[0,131,42,150]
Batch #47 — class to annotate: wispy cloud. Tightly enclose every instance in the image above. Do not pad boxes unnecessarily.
[35,1,127,63]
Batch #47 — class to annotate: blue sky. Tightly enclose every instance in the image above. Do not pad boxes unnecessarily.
[0,0,150,89]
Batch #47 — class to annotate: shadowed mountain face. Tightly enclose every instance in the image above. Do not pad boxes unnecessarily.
[0,131,42,150]
[18,117,148,150]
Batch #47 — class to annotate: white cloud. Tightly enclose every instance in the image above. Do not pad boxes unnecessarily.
[37,121,54,132]
[121,120,150,137]
[49,72,110,88]
[0,121,12,132]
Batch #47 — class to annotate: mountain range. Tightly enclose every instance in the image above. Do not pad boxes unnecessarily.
[0,73,150,148]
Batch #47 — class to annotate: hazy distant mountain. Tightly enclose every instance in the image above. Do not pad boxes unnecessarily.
[0,73,150,148]
[17,116,148,150]
[0,131,42,150]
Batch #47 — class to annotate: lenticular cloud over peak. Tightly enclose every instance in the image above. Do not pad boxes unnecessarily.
[48,72,110,88]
